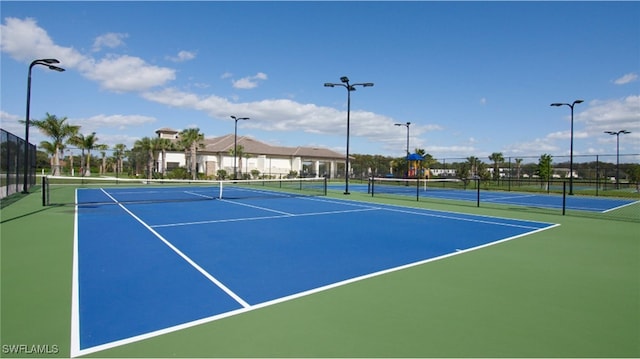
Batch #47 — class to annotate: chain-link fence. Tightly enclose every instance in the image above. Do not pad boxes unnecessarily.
[361,153,639,222]
[1,129,36,199]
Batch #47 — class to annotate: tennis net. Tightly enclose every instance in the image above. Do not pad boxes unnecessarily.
[368,177,466,199]
[43,176,327,206]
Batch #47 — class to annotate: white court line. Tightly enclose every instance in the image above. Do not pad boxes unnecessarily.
[602,199,640,213]
[70,191,81,358]
[73,215,559,357]
[482,193,538,202]
[152,207,380,228]
[72,192,560,357]
[99,189,249,307]
[219,198,294,215]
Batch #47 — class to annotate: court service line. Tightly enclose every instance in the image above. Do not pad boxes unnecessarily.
[152,207,380,228]
[219,198,294,215]
[381,206,545,230]
[300,196,551,229]
[98,189,251,309]
[482,193,538,202]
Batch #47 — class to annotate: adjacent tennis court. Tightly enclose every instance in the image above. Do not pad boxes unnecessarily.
[71,182,556,356]
[358,178,638,213]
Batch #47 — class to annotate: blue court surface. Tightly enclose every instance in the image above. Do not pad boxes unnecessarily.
[71,189,557,356]
[348,183,637,212]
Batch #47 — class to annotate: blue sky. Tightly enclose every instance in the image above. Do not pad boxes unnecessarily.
[1,1,639,163]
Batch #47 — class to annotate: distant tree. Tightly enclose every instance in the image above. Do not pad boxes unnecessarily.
[488,152,504,181]
[97,144,109,174]
[216,169,228,180]
[152,137,173,177]
[26,113,79,176]
[112,143,127,176]
[536,154,553,190]
[133,137,154,179]
[514,158,523,182]
[69,132,103,176]
[179,128,204,180]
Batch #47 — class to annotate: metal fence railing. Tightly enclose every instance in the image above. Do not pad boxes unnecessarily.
[1,128,36,199]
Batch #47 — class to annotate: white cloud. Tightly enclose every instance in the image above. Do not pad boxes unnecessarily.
[85,55,175,92]
[0,110,24,136]
[613,72,638,85]
[166,50,196,62]
[232,72,268,89]
[1,17,175,92]
[75,114,157,131]
[577,96,640,134]
[92,33,128,52]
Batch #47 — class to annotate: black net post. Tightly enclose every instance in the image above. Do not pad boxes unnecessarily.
[42,176,48,206]
[562,181,566,216]
[476,178,480,207]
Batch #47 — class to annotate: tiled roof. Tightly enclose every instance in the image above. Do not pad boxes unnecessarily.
[202,134,344,159]
[155,127,179,134]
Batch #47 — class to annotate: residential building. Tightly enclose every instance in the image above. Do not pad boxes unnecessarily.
[155,128,346,179]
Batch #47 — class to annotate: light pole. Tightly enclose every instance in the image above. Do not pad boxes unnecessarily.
[395,122,411,178]
[324,76,374,194]
[604,130,631,189]
[23,58,65,193]
[551,99,583,195]
[230,115,249,180]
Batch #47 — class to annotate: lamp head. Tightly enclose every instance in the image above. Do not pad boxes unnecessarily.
[39,59,60,64]
[604,131,616,135]
[362,83,374,87]
[48,65,65,72]
[340,76,349,83]
[324,83,335,87]
[573,99,584,105]
[550,103,564,107]
[621,130,631,134]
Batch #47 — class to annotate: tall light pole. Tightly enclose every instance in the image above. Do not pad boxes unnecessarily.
[324,76,374,194]
[395,122,411,178]
[551,99,583,195]
[230,115,249,180]
[23,58,65,193]
[604,130,631,189]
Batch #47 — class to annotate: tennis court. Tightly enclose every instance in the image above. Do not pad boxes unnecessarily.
[71,182,555,356]
[2,178,639,358]
[358,178,638,213]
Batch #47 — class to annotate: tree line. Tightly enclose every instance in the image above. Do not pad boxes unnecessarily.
[26,112,639,185]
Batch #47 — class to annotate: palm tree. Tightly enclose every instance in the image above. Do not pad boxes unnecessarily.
[38,141,57,174]
[151,137,173,177]
[178,128,204,180]
[133,137,154,179]
[26,113,79,176]
[466,156,479,178]
[69,132,102,176]
[488,152,504,181]
[112,143,127,176]
[97,144,109,175]
[515,158,523,185]
[228,144,246,179]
